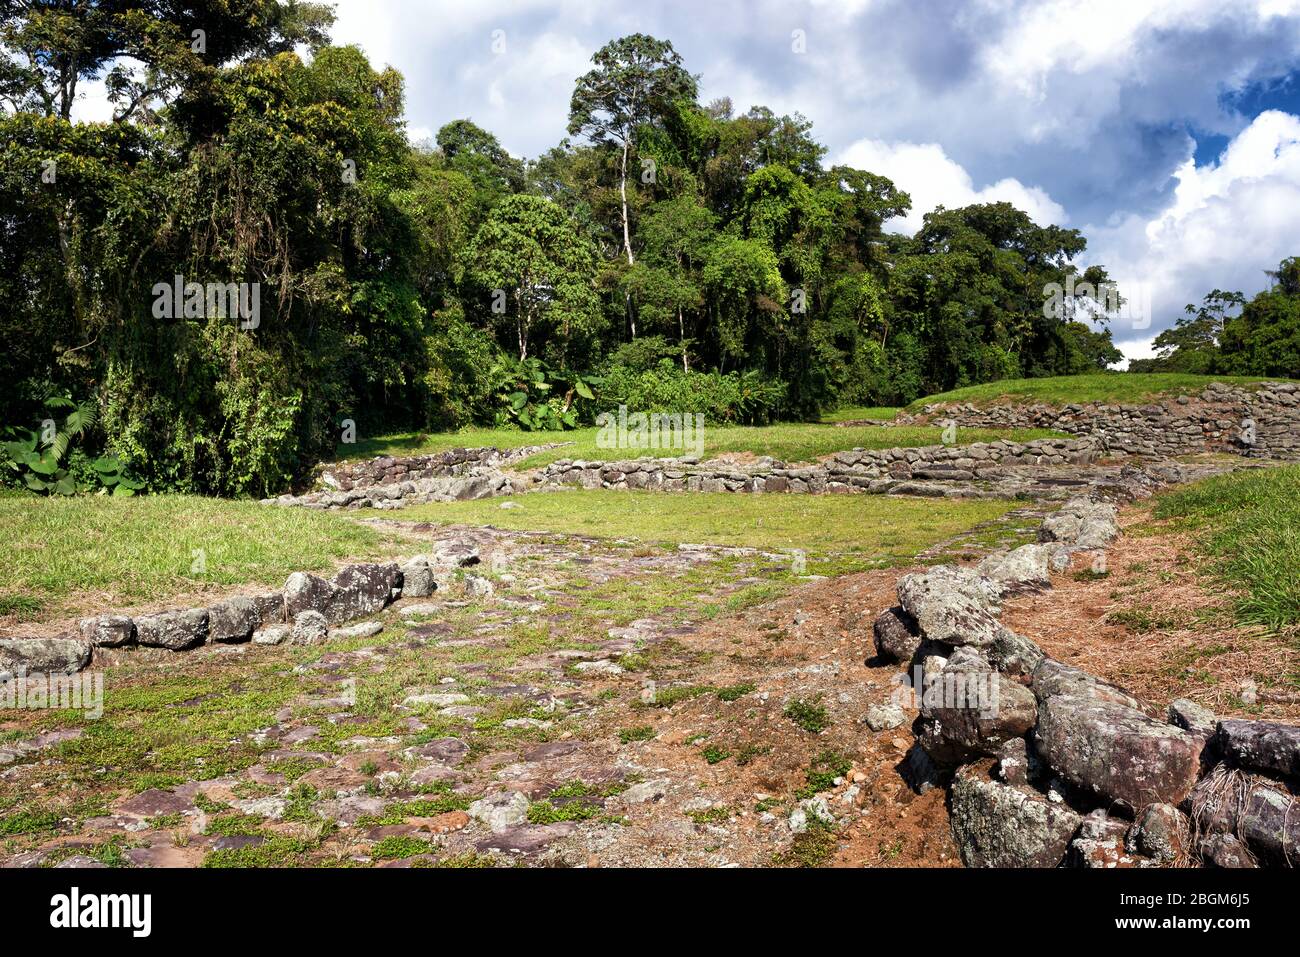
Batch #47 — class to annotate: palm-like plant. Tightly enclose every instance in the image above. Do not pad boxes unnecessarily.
[1,396,144,495]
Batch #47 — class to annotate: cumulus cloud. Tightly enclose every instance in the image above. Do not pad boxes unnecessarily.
[1086,109,1300,355]
[834,138,1068,232]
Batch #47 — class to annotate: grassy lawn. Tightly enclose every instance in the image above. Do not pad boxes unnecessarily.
[398,489,1020,572]
[903,373,1291,411]
[818,406,900,423]
[1153,464,1300,630]
[0,493,393,624]
[338,421,1064,469]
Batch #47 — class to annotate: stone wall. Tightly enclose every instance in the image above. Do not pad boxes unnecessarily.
[0,542,489,679]
[870,498,1299,869]
[903,380,1300,458]
[315,444,564,492]
[541,437,1104,496]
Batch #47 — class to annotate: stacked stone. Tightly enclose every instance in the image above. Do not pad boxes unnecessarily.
[541,437,1103,496]
[265,468,527,510]
[907,381,1300,458]
[312,444,562,492]
[0,543,487,677]
[870,495,1300,868]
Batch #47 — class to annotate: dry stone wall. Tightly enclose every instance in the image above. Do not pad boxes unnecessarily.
[870,497,1300,868]
[314,444,561,491]
[540,437,1103,496]
[0,542,490,681]
[903,380,1300,457]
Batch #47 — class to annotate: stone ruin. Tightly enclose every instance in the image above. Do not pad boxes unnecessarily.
[870,496,1298,868]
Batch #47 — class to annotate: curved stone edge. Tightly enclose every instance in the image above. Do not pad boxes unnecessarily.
[868,489,1299,868]
[0,540,491,679]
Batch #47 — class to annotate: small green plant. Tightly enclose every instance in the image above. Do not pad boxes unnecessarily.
[783,697,830,733]
[372,835,437,861]
[796,751,853,798]
[619,725,656,743]
[717,683,756,702]
[1072,568,1110,582]
[701,745,732,765]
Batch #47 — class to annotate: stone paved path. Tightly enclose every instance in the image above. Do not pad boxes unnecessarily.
[1,525,959,869]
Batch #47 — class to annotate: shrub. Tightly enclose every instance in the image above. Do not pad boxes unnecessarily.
[598,359,786,424]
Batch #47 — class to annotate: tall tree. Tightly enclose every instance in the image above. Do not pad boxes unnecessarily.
[567,32,697,337]
[468,195,601,364]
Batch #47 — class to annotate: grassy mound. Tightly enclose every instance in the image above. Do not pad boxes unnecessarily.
[337,421,1062,468]
[902,373,1289,412]
[1154,465,1300,630]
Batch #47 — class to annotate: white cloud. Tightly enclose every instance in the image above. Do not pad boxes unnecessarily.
[1087,109,1300,356]
[834,138,1067,232]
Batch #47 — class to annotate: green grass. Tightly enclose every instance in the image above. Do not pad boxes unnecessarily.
[818,406,900,423]
[0,494,393,620]
[397,490,1019,572]
[1154,464,1300,630]
[338,421,1062,470]
[903,373,1289,412]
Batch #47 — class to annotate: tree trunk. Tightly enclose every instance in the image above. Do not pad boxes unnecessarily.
[620,133,637,339]
[516,288,526,360]
[678,307,689,372]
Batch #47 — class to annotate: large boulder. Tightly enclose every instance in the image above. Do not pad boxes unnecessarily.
[250,592,286,626]
[290,610,329,646]
[135,608,208,650]
[896,566,1002,647]
[399,556,437,599]
[1214,719,1300,780]
[1168,698,1217,742]
[949,763,1082,868]
[1191,768,1299,867]
[987,628,1046,676]
[0,637,92,675]
[916,654,1038,765]
[78,615,135,648]
[1031,659,1155,716]
[326,563,401,623]
[1039,497,1119,549]
[207,596,259,643]
[976,544,1054,594]
[1126,803,1188,863]
[872,606,922,663]
[284,572,335,618]
[1070,809,1144,869]
[430,539,482,567]
[1035,696,1203,808]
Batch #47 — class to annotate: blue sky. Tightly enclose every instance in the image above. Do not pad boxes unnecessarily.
[77,0,1300,361]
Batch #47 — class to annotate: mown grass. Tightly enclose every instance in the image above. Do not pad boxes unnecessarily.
[336,421,1062,469]
[0,494,392,622]
[818,406,900,423]
[1154,464,1300,630]
[903,373,1290,412]
[397,490,1019,571]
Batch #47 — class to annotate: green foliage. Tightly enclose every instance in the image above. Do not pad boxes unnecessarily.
[1132,258,1300,378]
[3,13,1283,492]
[487,356,600,431]
[783,698,829,733]
[599,360,786,424]
[1,396,144,496]
[1154,465,1300,629]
